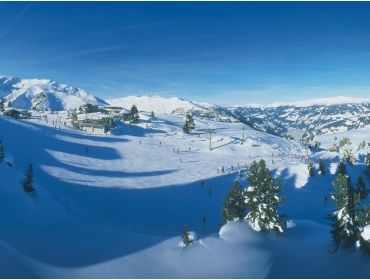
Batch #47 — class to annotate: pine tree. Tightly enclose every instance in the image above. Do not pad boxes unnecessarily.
[23,164,35,193]
[222,181,246,223]
[331,173,360,250]
[365,152,370,167]
[182,112,195,134]
[244,159,284,233]
[336,160,347,176]
[356,176,368,200]
[343,149,356,165]
[0,98,4,112]
[318,159,325,175]
[182,226,193,247]
[308,161,315,176]
[0,140,3,162]
[365,152,370,179]
[130,105,139,123]
[357,205,370,254]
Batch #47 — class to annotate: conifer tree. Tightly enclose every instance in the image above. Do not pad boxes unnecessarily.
[365,152,370,178]
[0,140,4,162]
[222,181,246,223]
[318,159,325,175]
[336,160,347,176]
[356,176,368,200]
[182,226,193,247]
[331,173,360,250]
[343,149,356,165]
[130,105,139,123]
[0,98,4,112]
[244,159,284,233]
[182,112,195,134]
[365,152,370,167]
[23,164,35,193]
[308,161,315,176]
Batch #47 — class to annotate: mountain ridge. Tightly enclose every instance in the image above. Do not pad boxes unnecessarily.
[1,74,369,136]
[0,75,107,111]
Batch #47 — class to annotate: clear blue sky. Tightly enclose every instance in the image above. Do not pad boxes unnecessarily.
[1,1,370,105]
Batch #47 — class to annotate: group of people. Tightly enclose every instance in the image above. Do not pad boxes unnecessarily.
[217,162,252,174]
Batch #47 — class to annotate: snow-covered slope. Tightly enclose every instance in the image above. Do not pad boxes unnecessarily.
[108,95,237,122]
[108,95,211,114]
[0,108,369,277]
[231,99,370,137]
[0,76,107,111]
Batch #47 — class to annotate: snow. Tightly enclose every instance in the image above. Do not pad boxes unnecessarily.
[242,96,370,108]
[0,101,369,277]
[361,225,370,241]
[107,95,215,114]
[0,76,107,111]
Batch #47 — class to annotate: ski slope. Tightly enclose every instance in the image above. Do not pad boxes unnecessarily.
[0,112,369,277]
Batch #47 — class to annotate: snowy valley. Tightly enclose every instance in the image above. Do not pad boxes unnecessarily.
[0,76,370,278]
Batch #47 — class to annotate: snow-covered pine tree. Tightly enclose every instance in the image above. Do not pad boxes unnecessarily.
[182,112,195,134]
[0,140,4,162]
[318,159,325,175]
[308,161,315,176]
[130,105,139,123]
[343,149,356,165]
[365,152,370,167]
[182,226,193,247]
[358,141,366,151]
[365,152,370,179]
[356,203,370,254]
[222,181,246,223]
[244,159,284,233]
[356,176,368,200]
[23,164,35,193]
[331,173,360,250]
[0,98,4,112]
[336,160,347,176]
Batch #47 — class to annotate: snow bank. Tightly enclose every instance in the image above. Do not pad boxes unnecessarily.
[361,225,370,241]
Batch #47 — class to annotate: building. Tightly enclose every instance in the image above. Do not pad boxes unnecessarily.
[105,106,124,115]
[76,116,114,134]
[3,108,29,119]
[80,123,109,134]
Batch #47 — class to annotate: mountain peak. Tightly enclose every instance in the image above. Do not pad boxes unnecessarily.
[0,74,107,110]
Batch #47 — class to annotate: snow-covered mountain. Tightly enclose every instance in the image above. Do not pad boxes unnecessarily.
[108,95,237,122]
[2,75,369,137]
[230,98,370,137]
[0,76,107,111]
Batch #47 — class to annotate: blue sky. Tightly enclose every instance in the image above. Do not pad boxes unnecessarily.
[1,2,370,105]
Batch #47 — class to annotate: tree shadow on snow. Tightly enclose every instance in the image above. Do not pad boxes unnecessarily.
[0,116,239,268]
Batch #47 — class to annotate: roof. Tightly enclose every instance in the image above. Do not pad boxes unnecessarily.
[3,107,24,114]
[105,106,123,110]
